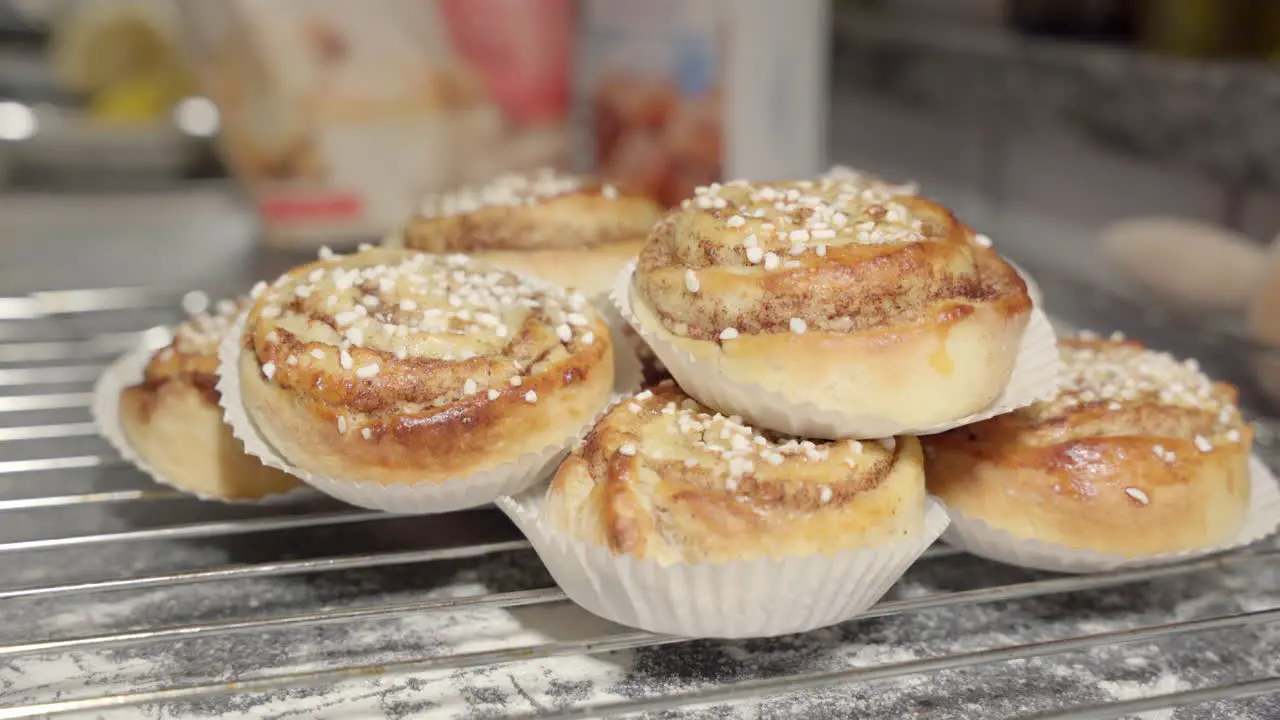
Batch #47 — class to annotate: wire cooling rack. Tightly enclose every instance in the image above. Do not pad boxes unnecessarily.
[1,288,1278,720]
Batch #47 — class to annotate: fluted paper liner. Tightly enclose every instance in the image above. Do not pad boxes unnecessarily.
[612,261,1061,439]
[497,491,949,638]
[940,455,1280,574]
[92,333,316,505]
[594,292,637,356]
[217,313,643,514]
[597,293,667,386]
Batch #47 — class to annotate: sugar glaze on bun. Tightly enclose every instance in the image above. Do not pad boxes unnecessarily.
[237,249,615,486]
[631,177,1033,427]
[923,334,1253,556]
[544,381,926,565]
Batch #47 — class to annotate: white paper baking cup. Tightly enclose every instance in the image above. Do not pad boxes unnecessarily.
[593,291,635,351]
[91,331,316,505]
[217,314,644,514]
[497,491,949,638]
[940,455,1280,574]
[612,261,1062,439]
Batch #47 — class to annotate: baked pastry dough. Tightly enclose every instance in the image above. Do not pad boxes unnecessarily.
[924,334,1253,556]
[237,249,615,486]
[543,380,925,565]
[120,299,302,500]
[392,168,664,296]
[631,178,1033,428]
[821,165,920,196]
[823,167,1045,307]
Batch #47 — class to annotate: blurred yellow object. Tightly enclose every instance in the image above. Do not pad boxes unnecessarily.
[48,0,194,123]
[1141,0,1272,59]
[90,70,188,123]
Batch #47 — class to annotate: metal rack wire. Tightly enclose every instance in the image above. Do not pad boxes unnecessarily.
[1,289,1278,719]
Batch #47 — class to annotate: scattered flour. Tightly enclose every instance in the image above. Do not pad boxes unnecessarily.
[1097,672,1190,720]
[3,516,1278,719]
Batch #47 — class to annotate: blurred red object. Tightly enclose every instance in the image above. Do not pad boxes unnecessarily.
[579,0,828,208]
[439,0,574,124]
[593,73,722,208]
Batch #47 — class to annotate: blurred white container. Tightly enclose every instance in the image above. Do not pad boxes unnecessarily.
[178,0,576,247]
[579,0,832,207]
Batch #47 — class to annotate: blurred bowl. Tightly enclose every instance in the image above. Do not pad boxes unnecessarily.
[11,104,202,183]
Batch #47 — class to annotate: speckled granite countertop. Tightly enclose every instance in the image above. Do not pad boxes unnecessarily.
[834,11,1280,191]
[1,190,1278,719]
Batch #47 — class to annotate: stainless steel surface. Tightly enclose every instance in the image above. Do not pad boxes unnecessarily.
[1,188,1278,718]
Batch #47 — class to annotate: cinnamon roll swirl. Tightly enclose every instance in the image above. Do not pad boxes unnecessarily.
[391,169,664,296]
[631,178,1033,429]
[119,298,302,500]
[236,249,615,486]
[543,380,925,565]
[923,334,1253,556]
[824,166,1044,305]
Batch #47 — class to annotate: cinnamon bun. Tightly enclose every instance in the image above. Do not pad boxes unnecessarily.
[391,169,664,296]
[543,380,925,565]
[923,334,1253,556]
[236,249,615,486]
[630,178,1033,431]
[119,298,302,500]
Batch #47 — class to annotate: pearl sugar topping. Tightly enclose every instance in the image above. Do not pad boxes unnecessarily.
[821,165,920,197]
[174,297,249,355]
[255,250,598,439]
[1054,334,1240,429]
[683,176,927,253]
[633,392,870,489]
[260,251,591,361]
[420,168,614,218]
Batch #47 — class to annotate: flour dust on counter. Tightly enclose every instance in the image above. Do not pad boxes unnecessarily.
[1096,673,1191,720]
[4,533,1280,719]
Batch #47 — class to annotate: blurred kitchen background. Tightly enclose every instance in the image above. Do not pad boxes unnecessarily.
[5,0,1280,408]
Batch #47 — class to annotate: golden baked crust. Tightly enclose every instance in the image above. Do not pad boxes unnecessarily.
[543,381,926,565]
[467,239,647,298]
[632,178,1033,425]
[403,170,662,251]
[120,299,302,500]
[392,169,664,294]
[923,335,1253,556]
[239,249,615,486]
